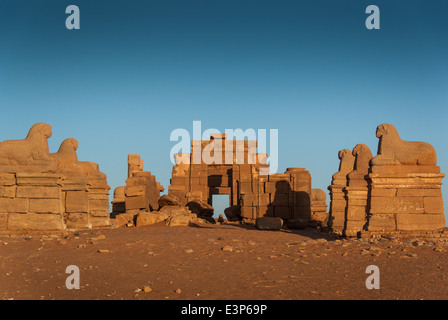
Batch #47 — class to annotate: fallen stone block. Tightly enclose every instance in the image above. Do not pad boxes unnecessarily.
[166,215,191,227]
[135,212,166,227]
[224,205,241,221]
[186,199,214,217]
[158,194,181,208]
[256,216,283,230]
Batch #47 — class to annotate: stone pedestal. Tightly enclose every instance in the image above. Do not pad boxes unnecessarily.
[367,165,445,232]
[328,184,346,234]
[328,149,355,235]
[0,172,65,234]
[344,186,369,237]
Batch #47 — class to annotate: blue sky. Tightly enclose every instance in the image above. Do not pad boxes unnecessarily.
[0,1,447,220]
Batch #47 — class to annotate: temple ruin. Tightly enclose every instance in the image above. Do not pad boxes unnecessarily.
[328,123,445,238]
[0,123,110,234]
[111,154,164,226]
[167,133,314,222]
[0,122,445,239]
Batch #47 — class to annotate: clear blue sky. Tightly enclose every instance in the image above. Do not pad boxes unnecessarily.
[0,1,447,222]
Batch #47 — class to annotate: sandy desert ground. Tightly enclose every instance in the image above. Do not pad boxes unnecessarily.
[1,222,448,301]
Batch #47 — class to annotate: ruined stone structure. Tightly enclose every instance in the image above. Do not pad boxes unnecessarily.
[168,133,312,221]
[328,149,355,234]
[310,189,328,226]
[367,123,445,233]
[0,123,110,234]
[111,154,163,218]
[329,123,445,238]
[52,138,111,229]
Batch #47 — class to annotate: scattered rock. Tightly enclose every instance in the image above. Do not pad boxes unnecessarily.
[412,240,423,247]
[113,213,136,227]
[166,215,191,227]
[159,206,191,217]
[143,286,152,293]
[186,199,214,217]
[135,212,167,227]
[222,245,233,252]
[224,205,241,221]
[158,194,181,208]
[91,235,106,241]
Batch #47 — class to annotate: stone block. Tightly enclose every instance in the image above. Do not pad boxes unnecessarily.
[0,198,28,213]
[8,213,64,231]
[367,214,396,231]
[125,185,145,197]
[240,182,252,194]
[423,197,444,214]
[87,193,109,201]
[135,212,167,227]
[166,215,190,227]
[90,210,109,217]
[66,212,90,229]
[170,176,186,186]
[0,173,16,186]
[0,186,16,198]
[396,214,445,231]
[89,199,109,211]
[125,196,146,210]
[113,212,136,227]
[65,191,89,213]
[346,206,367,221]
[259,193,270,206]
[344,220,366,236]
[16,186,60,199]
[371,188,397,197]
[60,180,88,191]
[89,216,110,228]
[330,199,347,212]
[241,194,255,207]
[240,206,255,219]
[256,216,283,230]
[16,173,60,186]
[347,198,368,207]
[370,196,424,214]
[397,188,442,197]
[29,199,60,214]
